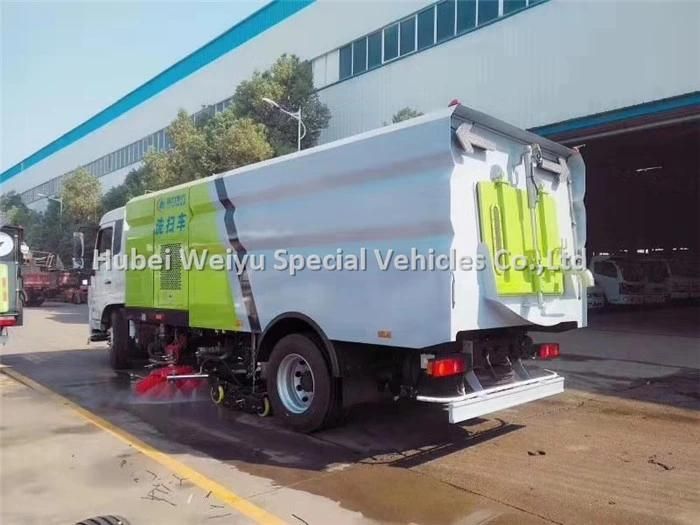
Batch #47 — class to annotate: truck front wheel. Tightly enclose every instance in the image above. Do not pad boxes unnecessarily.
[109,308,131,370]
[267,333,336,433]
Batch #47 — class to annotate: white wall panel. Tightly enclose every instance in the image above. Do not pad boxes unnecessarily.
[318,0,700,142]
[3,0,698,203]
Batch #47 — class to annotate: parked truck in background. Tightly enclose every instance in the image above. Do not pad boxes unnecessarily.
[590,255,646,306]
[85,104,589,431]
[21,249,89,306]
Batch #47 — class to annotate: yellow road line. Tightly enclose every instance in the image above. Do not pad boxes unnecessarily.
[1,366,287,525]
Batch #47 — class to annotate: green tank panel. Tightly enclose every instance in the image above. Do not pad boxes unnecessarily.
[187,182,239,331]
[125,196,155,307]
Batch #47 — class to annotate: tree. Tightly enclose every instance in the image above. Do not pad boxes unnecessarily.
[0,191,42,246]
[231,54,331,155]
[100,53,330,212]
[391,107,423,124]
[158,110,213,186]
[101,183,131,211]
[61,168,102,224]
[206,114,274,171]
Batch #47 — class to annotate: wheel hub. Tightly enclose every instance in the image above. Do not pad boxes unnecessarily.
[277,353,315,414]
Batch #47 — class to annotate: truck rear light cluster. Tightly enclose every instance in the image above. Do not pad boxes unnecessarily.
[0,316,17,328]
[426,356,466,377]
[536,343,560,360]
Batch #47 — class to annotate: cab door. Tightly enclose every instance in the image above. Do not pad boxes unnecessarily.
[89,222,116,327]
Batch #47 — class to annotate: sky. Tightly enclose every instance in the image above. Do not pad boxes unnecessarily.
[0,0,267,172]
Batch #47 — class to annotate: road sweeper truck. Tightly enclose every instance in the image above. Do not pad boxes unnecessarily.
[85,104,590,431]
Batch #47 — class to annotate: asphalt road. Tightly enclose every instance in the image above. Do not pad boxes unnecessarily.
[1,302,699,524]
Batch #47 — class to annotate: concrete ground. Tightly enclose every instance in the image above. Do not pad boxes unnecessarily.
[1,302,699,525]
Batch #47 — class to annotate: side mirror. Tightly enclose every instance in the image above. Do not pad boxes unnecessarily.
[72,232,85,270]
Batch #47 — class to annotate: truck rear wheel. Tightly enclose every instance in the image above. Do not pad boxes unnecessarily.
[109,308,131,370]
[266,333,336,432]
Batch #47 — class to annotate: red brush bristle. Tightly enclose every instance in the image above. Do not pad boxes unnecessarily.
[134,365,204,400]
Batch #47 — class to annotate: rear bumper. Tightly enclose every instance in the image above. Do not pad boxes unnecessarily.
[416,370,564,424]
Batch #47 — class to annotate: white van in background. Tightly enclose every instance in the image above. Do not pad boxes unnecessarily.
[668,257,700,300]
[590,256,645,306]
[640,259,671,305]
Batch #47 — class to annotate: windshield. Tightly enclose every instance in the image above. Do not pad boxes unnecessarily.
[616,261,645,282]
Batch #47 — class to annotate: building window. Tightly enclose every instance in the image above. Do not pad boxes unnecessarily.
[383,23,399,61]
[367,31,382,68]
[436,0,455,42]
[339,44,352,79]
[399,17,416,56]
[457,0,476,32]
[478,0,499,25]
[352,38,367,74]
[417,7,435,50]
[503,0,527,15]
[328,0,542,84]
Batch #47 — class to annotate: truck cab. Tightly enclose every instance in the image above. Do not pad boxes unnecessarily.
[590,255,645,306]
[668,257,700,300]
[88,207,126,342]
[640,258,671,305]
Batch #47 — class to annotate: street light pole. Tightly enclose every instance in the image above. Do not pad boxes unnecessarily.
[262,97,307,151]
[297,107,302,152]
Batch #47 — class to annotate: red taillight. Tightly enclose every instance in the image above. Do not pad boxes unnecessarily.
[0,316,17,328]
[537,343,560,360]
[426,356,466,377]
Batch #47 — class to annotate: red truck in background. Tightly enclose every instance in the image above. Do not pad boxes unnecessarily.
[22,250,88,307]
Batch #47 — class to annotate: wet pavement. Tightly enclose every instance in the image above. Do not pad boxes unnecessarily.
[1,302,699,524]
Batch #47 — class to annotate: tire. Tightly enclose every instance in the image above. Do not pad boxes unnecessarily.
[266,333,337,433]
[75,516,130,525]
[109,308,131,370]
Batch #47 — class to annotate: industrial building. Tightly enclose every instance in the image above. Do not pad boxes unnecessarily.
[1,0,699,253]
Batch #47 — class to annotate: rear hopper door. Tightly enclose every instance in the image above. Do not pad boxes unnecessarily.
[477,148,565,297]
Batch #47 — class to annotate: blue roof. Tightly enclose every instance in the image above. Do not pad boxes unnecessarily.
[532,91,700,137]
[0,0,315,185]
